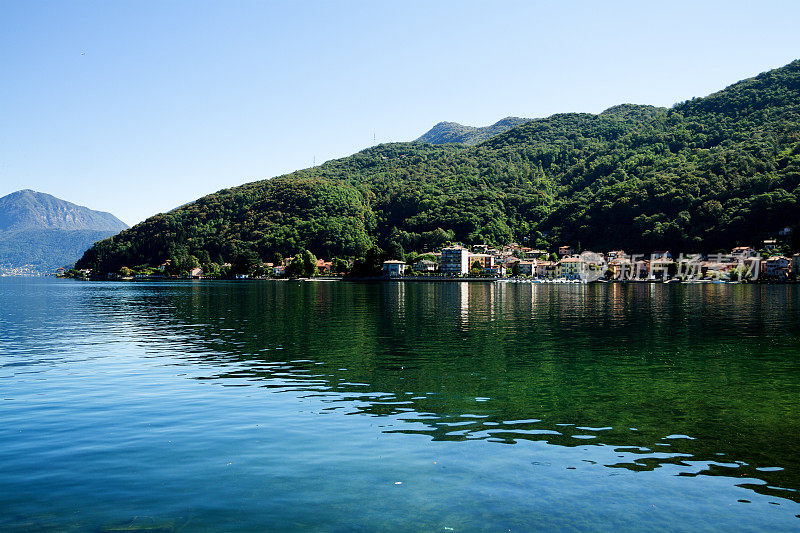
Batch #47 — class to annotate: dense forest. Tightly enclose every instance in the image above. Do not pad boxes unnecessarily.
[77,60,800,274]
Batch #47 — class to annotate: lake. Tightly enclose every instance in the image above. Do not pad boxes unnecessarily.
[1,278,799,531]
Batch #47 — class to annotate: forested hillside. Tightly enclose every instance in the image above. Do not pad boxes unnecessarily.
[77,60,800,274]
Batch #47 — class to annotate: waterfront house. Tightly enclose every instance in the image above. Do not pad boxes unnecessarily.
[468,253,495,270]
[382,260,406,278]
[516,261,535,277]
[273,265,286,277]
[763,239,778,250]
[634,259,650,279]
[763,256,790,280]
[701,261,733,279]
[535,261,556,278]
[674,255,702,279]
[413,259,437,273]
[606,250,626,262]
[558,245,573,256]
[652,251,672,260]
[484,265,507,277]
[316,259,332,274]
[558,256,583,279]
[441,246,470,276]
[731,246,757,259]
[189,267,203,279]
[650,258,675,280]
[608,257,631,279]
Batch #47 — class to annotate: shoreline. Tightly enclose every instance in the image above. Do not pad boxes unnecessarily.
[52,275,800,285]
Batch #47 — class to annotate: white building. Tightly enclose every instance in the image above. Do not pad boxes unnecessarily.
[413,259,437,273]
[382,260,406,278]
[441,246,470,276]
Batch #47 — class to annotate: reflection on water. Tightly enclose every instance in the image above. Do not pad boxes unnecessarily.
[1,279,799,530]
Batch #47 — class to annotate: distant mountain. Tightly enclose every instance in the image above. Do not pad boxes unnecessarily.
[0,189,127,232]
[0,190,127,273]
[416,117,531,145]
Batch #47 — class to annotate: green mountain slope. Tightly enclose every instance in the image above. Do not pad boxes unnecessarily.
[416,117,531,145]
[0,190,128,272]
[77,60,800,273]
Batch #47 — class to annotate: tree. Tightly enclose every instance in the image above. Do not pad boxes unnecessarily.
[253,262,270,278]
[300,249,318,277]
[470,260,483,275]
[204,263,221,278]
[348,246,384,278]
[729,265,753,282]
[198,250,211,266]
[286,249,317,278]
[332,257,349,275]
[232,250,261,276]
[667,262,678,278]
[386,241,405,261]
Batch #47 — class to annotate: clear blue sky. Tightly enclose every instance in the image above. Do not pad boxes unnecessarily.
[2,1,799,225]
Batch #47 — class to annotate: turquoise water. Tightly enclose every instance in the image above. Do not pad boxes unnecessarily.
[1,278,799,531]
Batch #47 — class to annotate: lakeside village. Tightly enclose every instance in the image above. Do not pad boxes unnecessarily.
[60,238,800,284]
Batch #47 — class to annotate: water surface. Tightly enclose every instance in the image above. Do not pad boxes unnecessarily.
[1,279,799,530]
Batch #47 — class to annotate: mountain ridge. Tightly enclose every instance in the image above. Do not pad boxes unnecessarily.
[416,116,531,145]
[0,190,128,272]
[0,189,128,232]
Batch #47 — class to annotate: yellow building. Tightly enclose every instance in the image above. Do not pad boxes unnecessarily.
[558,257,583,279]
